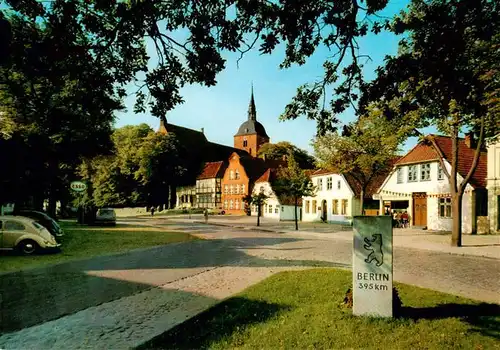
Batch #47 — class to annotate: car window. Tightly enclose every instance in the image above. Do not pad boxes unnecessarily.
[5,221,26,231]
[32,221,45,230]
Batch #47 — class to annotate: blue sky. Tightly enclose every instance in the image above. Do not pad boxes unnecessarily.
[115,0,420,155]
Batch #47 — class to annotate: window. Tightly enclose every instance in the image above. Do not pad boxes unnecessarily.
[268,205,273,213]
[317,178,323,190]
[229,200,234,209]
[235,200,239,210]
[397,168,404,184]
[260,186,265,193]
[224,185,229,194]
[420,163,431,181]
[337,180,341,190]
[305,200,310,213]
[243,138,248,147]
[332,199,339,214]
[235,185,240,194]
[5,221,25,230]
[438,197,452,218]
[408,165,418,182]
[275,207,279,214]
[437,163,445,180]
[223,200,228,209]
[312,200,317,214]
[241,200,245,210]
[242,184,246,194]
[235,170,240,179]
[230,170,235,180]
[341,199,348,215]
[264,204,268,213]
[327,177,333,190]
[230,185,234,194]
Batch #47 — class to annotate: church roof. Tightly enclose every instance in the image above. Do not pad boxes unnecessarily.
[234,85,269,138]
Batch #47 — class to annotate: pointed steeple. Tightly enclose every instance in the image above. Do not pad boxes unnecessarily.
[248,82,257,121]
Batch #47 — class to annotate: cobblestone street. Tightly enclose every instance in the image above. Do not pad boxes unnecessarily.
[0,216,498,349]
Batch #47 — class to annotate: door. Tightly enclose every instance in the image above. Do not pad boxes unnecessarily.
[321,200,327,222]
[412,193,428,226]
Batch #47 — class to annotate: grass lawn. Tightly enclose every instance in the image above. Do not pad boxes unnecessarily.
[0,221,198,273]
[141,269,499,350]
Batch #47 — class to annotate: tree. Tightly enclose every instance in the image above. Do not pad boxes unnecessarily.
[0,14,121,215]
[243,192,268,227]
[3,0,393,129]
[272,154,316,230]
[360,0,500,246]
[312,108,404,213]
[257,141,315,169]
[136,132,188,208]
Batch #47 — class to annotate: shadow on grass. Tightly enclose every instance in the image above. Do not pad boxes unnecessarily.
[401,303,500,340]
[138,297,289,350]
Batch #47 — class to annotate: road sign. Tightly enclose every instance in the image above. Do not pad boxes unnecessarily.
[70,181,87,192]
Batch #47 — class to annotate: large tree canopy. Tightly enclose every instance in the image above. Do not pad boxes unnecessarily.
[360,0,499,246]
[2,0,392,130]
[257,141,315,169]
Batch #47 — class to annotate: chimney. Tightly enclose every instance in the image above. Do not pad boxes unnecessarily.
[465,132,475,148]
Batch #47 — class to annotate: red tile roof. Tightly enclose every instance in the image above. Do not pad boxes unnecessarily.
[396,135,487,188]
[197,161,225,180]
[255,168,273,183]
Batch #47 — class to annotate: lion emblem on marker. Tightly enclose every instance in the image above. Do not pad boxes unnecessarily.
[363,234,384,266]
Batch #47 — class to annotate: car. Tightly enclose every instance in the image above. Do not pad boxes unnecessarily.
[0,215,61,255]
[12,210,64,239]
[207,208,225,215]
[95,208,116,226]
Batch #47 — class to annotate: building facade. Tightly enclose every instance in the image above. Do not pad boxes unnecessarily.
[195,161,226,209]
[233,86,270,157]
[486,135,500,234]
[221,153,251,215]
[375,135,488,233]
[302,170,360,224]
[250,169,281,219]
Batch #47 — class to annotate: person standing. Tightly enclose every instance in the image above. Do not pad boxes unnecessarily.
[401,211,409,228]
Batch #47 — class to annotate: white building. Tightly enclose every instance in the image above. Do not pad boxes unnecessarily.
[375,134,488,233]
[486,134,500,234]
[250,169,300,221]
[302,170,368,224]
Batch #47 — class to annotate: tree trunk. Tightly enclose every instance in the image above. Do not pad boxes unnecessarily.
[359,189,365,216]
[451,191,463,247]
[294,197,299,231]
[168,185,177,209]
[257,205,260,227]
[47,193,57,218]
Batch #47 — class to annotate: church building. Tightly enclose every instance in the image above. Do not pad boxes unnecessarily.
[233,85,270,157]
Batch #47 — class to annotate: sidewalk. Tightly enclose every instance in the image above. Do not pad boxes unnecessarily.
[172,216,500,260]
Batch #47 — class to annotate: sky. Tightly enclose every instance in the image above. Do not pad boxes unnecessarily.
[115,0,421,155]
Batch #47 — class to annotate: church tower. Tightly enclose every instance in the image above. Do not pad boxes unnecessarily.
[234,85,270,157]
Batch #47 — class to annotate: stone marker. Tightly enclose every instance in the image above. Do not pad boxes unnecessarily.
[353,216,393,317]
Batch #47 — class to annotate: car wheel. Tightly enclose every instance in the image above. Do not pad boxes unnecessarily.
[18,240,39,255]
[220,210,225,215]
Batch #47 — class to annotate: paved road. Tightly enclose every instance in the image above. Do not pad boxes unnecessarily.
[0,217,498,349]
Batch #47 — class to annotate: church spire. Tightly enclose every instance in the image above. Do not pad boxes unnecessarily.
[248,82,257,121]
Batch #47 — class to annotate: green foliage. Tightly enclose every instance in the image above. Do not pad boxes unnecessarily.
[257,141,315,169]
[361,0,499,140]
[273,154,316,203]
[79,124,196,208]
[2,0,392,130]
[359,0,500,244]
[312,108,404,210]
